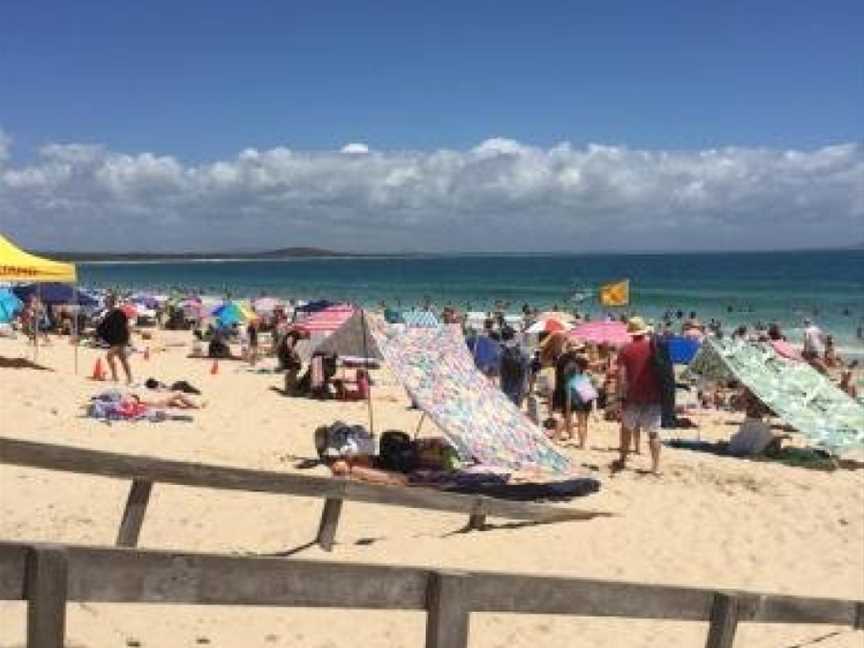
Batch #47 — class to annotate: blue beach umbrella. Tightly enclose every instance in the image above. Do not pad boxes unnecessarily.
[211,302,253,327]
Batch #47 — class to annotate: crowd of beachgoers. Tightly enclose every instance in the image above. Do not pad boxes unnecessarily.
[3,288,861,475]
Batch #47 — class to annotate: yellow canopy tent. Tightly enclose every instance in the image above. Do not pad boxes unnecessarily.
[0,234,77,283]
[0,234,78,368]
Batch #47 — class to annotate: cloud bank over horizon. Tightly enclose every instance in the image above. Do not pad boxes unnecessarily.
[1,129,861,253]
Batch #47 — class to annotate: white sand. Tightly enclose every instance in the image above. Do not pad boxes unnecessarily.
[0,329,862,647]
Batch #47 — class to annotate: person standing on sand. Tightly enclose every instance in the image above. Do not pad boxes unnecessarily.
[802,318,828,374]
[246,319,259,367]
[615,317,663,475]
[98,295,133,384]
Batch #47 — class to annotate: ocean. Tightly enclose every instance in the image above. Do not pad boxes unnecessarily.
[78,250,864,350]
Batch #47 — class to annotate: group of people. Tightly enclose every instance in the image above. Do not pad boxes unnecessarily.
[473,316,670,475]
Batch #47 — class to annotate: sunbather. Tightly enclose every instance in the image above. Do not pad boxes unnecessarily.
[128,392,203,409]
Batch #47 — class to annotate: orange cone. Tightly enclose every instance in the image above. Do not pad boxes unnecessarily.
[210,359,219,375]
[143,347,150,361]
[91,358,105,381]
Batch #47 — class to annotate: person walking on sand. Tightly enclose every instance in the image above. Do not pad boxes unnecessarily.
[97,295,133,384]
[615,317,663,475]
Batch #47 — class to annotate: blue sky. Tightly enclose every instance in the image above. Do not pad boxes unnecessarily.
[0,1,862,251]
[3,0,861,159]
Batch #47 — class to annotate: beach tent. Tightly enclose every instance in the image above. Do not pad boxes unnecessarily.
[1,236,79,367]
[665,335,701,364]
[0,235,76,283]
[569,321,631,347]
[686,338,864,453]
[13,283,97,307]
[383,308,403,324]
[315,311,382,360]
[401,310,440,329]
[294,304,355,334]
[0,289,22,323]
[294,299,337,315]
[466,334,502,375]
[371,320,571,474]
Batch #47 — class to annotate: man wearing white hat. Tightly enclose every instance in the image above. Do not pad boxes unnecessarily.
[616,316,663,474]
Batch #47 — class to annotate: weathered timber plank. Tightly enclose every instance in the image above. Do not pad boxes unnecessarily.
[316,498,344,552]
[13,542,429,608]
[1,541,860,630]
[0,436,607,523]
[116,479,153,547]
[26,546,68,648]
[426,571,471,648]
[705,593,739,648]
[466,573,860,625]
[0,543,27,600]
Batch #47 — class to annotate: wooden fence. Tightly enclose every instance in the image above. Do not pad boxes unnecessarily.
[1,541,861,648]
[0,437,607,552]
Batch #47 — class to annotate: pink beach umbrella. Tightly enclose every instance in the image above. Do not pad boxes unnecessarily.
[569,320,631,347]
[526,318,569,334]
[253,297,282,314]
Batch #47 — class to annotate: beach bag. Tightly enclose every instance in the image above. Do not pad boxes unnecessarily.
[315,422,375,459]
[378,430,417,473]
[414,437,461,471]
[568,374,598,405]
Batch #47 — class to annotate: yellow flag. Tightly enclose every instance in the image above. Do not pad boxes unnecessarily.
[599,279,630,307]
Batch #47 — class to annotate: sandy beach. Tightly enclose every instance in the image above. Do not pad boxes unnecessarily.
[1,328,862,647]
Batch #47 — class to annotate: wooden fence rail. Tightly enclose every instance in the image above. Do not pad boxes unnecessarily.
[0,542,861,648]
[0,437,607,553]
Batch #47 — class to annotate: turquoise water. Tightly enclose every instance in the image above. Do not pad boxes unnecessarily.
[79,250,864,349]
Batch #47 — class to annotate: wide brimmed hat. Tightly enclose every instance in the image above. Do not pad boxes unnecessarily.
[626,316,652,336]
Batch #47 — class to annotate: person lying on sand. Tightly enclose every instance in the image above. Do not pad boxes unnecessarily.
[127,392,204,410]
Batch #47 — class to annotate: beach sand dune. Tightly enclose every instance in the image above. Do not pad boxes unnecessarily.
[1,331,862,647]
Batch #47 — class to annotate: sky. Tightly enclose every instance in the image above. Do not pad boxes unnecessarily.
[0,0,862,253]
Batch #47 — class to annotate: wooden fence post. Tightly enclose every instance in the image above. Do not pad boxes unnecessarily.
[467,514,486,530]
[116,479,154,547]
[705,592,740,648]
[426,571,470,648]
[316,498,344,552]
[26,545,68,648]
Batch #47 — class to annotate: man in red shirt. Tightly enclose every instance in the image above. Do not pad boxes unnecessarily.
[616,317,663,474]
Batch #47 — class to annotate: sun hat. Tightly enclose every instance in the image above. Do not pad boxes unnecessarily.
[626,316,651,336]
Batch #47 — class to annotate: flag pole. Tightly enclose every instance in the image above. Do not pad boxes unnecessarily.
[359,305,375,435]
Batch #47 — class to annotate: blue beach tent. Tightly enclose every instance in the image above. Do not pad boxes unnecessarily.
[666,335,701,364]
[13,283,98,307]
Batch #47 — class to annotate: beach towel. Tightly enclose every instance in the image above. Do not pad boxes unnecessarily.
[371,320,571,474]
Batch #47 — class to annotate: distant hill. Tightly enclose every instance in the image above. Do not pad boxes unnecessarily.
[41,247,357,262]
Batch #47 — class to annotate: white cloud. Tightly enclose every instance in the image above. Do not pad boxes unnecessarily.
[340,142,370,155]
[0,132,861,252]
[0,129,11,165]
